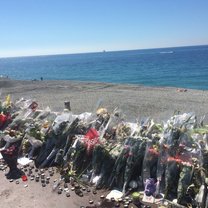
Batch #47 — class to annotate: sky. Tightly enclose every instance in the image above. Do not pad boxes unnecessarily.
[0,0,208,57]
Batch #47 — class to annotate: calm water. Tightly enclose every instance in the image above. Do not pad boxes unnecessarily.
[0,45,208,90]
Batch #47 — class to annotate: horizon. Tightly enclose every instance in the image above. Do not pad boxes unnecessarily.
[0,44,207,59]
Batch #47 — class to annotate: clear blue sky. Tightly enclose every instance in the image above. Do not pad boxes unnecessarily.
[0,0,208,57]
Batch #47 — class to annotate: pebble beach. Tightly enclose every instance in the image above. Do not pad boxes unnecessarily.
[1,78,208,122]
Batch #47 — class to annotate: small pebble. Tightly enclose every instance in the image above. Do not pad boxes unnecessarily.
[24,184,28,188]
[71,187,75,191]
[75,184,80,189]
[118,198,123,203]
[89,200,94,204]
[9,179,13,183]
[96,202,102,206]
[100,195,105,199]
[125,201,130,205]
[79,192,83,197]
[111,197,115,202]
[58,189,62,194]
[42,183,46,187]
[66,193,70,197]
[16,181,20,184]
[128,199,133,203]
[93,190,97,195]
[64,188,69,192]
[41,174,45,179]
[87,188,91,192]
[82,187,86,191]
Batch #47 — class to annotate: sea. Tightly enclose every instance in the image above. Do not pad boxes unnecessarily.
[0,45,208,90]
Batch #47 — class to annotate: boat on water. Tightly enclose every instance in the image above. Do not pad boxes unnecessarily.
[159,51,173,54]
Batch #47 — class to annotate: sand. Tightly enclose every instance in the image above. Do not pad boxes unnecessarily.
[1,78,208,208]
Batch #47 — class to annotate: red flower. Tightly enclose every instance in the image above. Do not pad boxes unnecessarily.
[83,128,99,154]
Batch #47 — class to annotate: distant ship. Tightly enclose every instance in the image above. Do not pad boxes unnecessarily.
[103,50,106,53]
[159,51,173,54]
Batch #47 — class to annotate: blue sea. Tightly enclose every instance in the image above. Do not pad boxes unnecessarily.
[0,45,208,90]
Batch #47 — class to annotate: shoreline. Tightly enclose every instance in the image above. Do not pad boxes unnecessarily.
[1,76,207,91]
[1,79,208,122]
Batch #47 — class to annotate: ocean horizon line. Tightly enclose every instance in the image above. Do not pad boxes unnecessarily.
[0,43,208,59]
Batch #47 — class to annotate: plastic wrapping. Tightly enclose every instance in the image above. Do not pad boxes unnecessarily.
[52,111,73,135]
[142,140,159,193]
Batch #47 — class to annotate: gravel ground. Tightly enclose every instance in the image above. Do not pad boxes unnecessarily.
[1,79,208,122]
